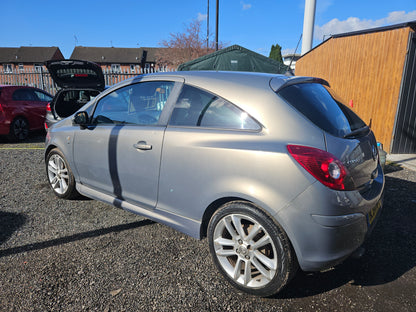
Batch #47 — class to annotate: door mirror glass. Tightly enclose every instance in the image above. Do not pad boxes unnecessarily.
[73,111,89,126]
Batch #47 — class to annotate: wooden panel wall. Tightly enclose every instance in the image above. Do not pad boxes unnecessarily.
[296,27,412,152]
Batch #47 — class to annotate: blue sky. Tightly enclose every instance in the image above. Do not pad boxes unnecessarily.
[1,0,415,58]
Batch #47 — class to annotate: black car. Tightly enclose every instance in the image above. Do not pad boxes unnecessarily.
[45,59,105,129]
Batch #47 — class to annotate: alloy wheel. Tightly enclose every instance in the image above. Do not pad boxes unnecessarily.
[47,154,70,195]
[12,118,29,140]
[212,213,278,288]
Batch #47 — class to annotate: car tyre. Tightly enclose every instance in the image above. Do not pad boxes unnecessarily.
[9,117,29,141]
[208,201,298,297]
[46,148,80,199]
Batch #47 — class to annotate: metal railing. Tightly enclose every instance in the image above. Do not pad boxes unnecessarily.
[0,67,174,95]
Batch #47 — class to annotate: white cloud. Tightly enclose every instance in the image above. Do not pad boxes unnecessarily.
[241,2,252,10]
[197,12,207,22]
[315,10,416,41]
[282,48,296,55]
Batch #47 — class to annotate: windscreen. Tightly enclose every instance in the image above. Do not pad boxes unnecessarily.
[278,83,366,138]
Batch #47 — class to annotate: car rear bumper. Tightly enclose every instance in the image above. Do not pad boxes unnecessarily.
[275,168,384,271]
[0,117,10,135]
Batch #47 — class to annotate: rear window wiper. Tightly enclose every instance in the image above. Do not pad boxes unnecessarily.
[343,126,370,139]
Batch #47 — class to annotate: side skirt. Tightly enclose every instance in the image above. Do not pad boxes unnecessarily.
[76,184,202,239]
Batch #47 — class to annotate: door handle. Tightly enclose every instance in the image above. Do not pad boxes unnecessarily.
[133,141,152,150]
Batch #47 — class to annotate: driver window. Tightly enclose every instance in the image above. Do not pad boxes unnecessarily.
[93,81,174,125]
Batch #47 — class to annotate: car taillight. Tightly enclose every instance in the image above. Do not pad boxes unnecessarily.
[44,122,48,131]
[287,145,348,191]
[46,102,51,112]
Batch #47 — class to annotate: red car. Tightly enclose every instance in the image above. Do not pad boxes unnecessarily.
[0,85,53,141]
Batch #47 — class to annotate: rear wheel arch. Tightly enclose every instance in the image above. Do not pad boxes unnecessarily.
[201,197,242,239]
[200,198,286,239]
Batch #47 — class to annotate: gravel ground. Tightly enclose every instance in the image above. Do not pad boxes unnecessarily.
[0,133,415,311]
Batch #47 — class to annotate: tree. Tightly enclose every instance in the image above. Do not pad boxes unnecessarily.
[157,19,223,68]
[269,44,283,63]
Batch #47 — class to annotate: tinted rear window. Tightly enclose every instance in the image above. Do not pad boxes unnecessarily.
[56,68,98,82]
[278,83,366,137]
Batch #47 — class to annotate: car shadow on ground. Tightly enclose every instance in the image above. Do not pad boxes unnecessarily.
[0,219,155,258]
[0,130,45,144]
[0,211,27,245]
[276,173,416,299]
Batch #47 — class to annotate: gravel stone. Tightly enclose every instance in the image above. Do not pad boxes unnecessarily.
[1,134,415,311]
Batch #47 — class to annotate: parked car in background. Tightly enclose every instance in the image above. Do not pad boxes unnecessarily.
[44,59,105,130]
[0,85,52,141]
[45,71,384,297]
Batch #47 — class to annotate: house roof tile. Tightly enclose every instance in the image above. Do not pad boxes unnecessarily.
[0,46,63,63]
[70,46,165,64]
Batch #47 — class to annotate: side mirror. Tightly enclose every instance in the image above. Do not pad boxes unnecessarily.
[73,111,89,127]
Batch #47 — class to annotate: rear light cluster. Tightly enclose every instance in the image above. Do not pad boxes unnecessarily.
[287,145,348,190]
[44,102,51,130]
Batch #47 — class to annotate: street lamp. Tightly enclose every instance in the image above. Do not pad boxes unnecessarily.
[216,0,219,51]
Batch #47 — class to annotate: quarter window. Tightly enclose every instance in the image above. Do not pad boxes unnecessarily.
[93,81,174,125]
[169,85,260,130]
[34,90,52,102]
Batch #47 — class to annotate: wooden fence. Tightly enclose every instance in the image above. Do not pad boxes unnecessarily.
[0,67,173,95]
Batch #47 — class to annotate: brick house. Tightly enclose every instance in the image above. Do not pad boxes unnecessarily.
[0,46,64,72]
[70,46,167,73]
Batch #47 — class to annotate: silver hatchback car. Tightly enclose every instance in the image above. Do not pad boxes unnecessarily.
[45,71,384,297]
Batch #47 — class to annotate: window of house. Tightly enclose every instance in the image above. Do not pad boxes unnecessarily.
[111,64,121,73]
[169,85,261,130]
[3,64,13,73]
[130,65,136,73]
[18,64,24,72]
[34,64,43,72]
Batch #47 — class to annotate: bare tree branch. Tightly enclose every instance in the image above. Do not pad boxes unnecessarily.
[157,19,224,68]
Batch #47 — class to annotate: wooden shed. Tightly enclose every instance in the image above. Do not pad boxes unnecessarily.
[295,21,416,154]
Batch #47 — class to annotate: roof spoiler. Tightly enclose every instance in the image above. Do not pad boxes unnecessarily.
[270,76,330,93]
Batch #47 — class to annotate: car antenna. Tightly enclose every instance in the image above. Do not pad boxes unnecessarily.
[285,34,303,76]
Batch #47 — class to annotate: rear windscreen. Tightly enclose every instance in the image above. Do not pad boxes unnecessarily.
[56,68,99,84]
[278,83,366,138]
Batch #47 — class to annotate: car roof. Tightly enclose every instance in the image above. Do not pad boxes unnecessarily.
[128,71,283,98]
[129,71,327,94]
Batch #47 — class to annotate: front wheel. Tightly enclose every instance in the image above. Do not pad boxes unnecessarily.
[208,201,298,297]
[46,148,79,199]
